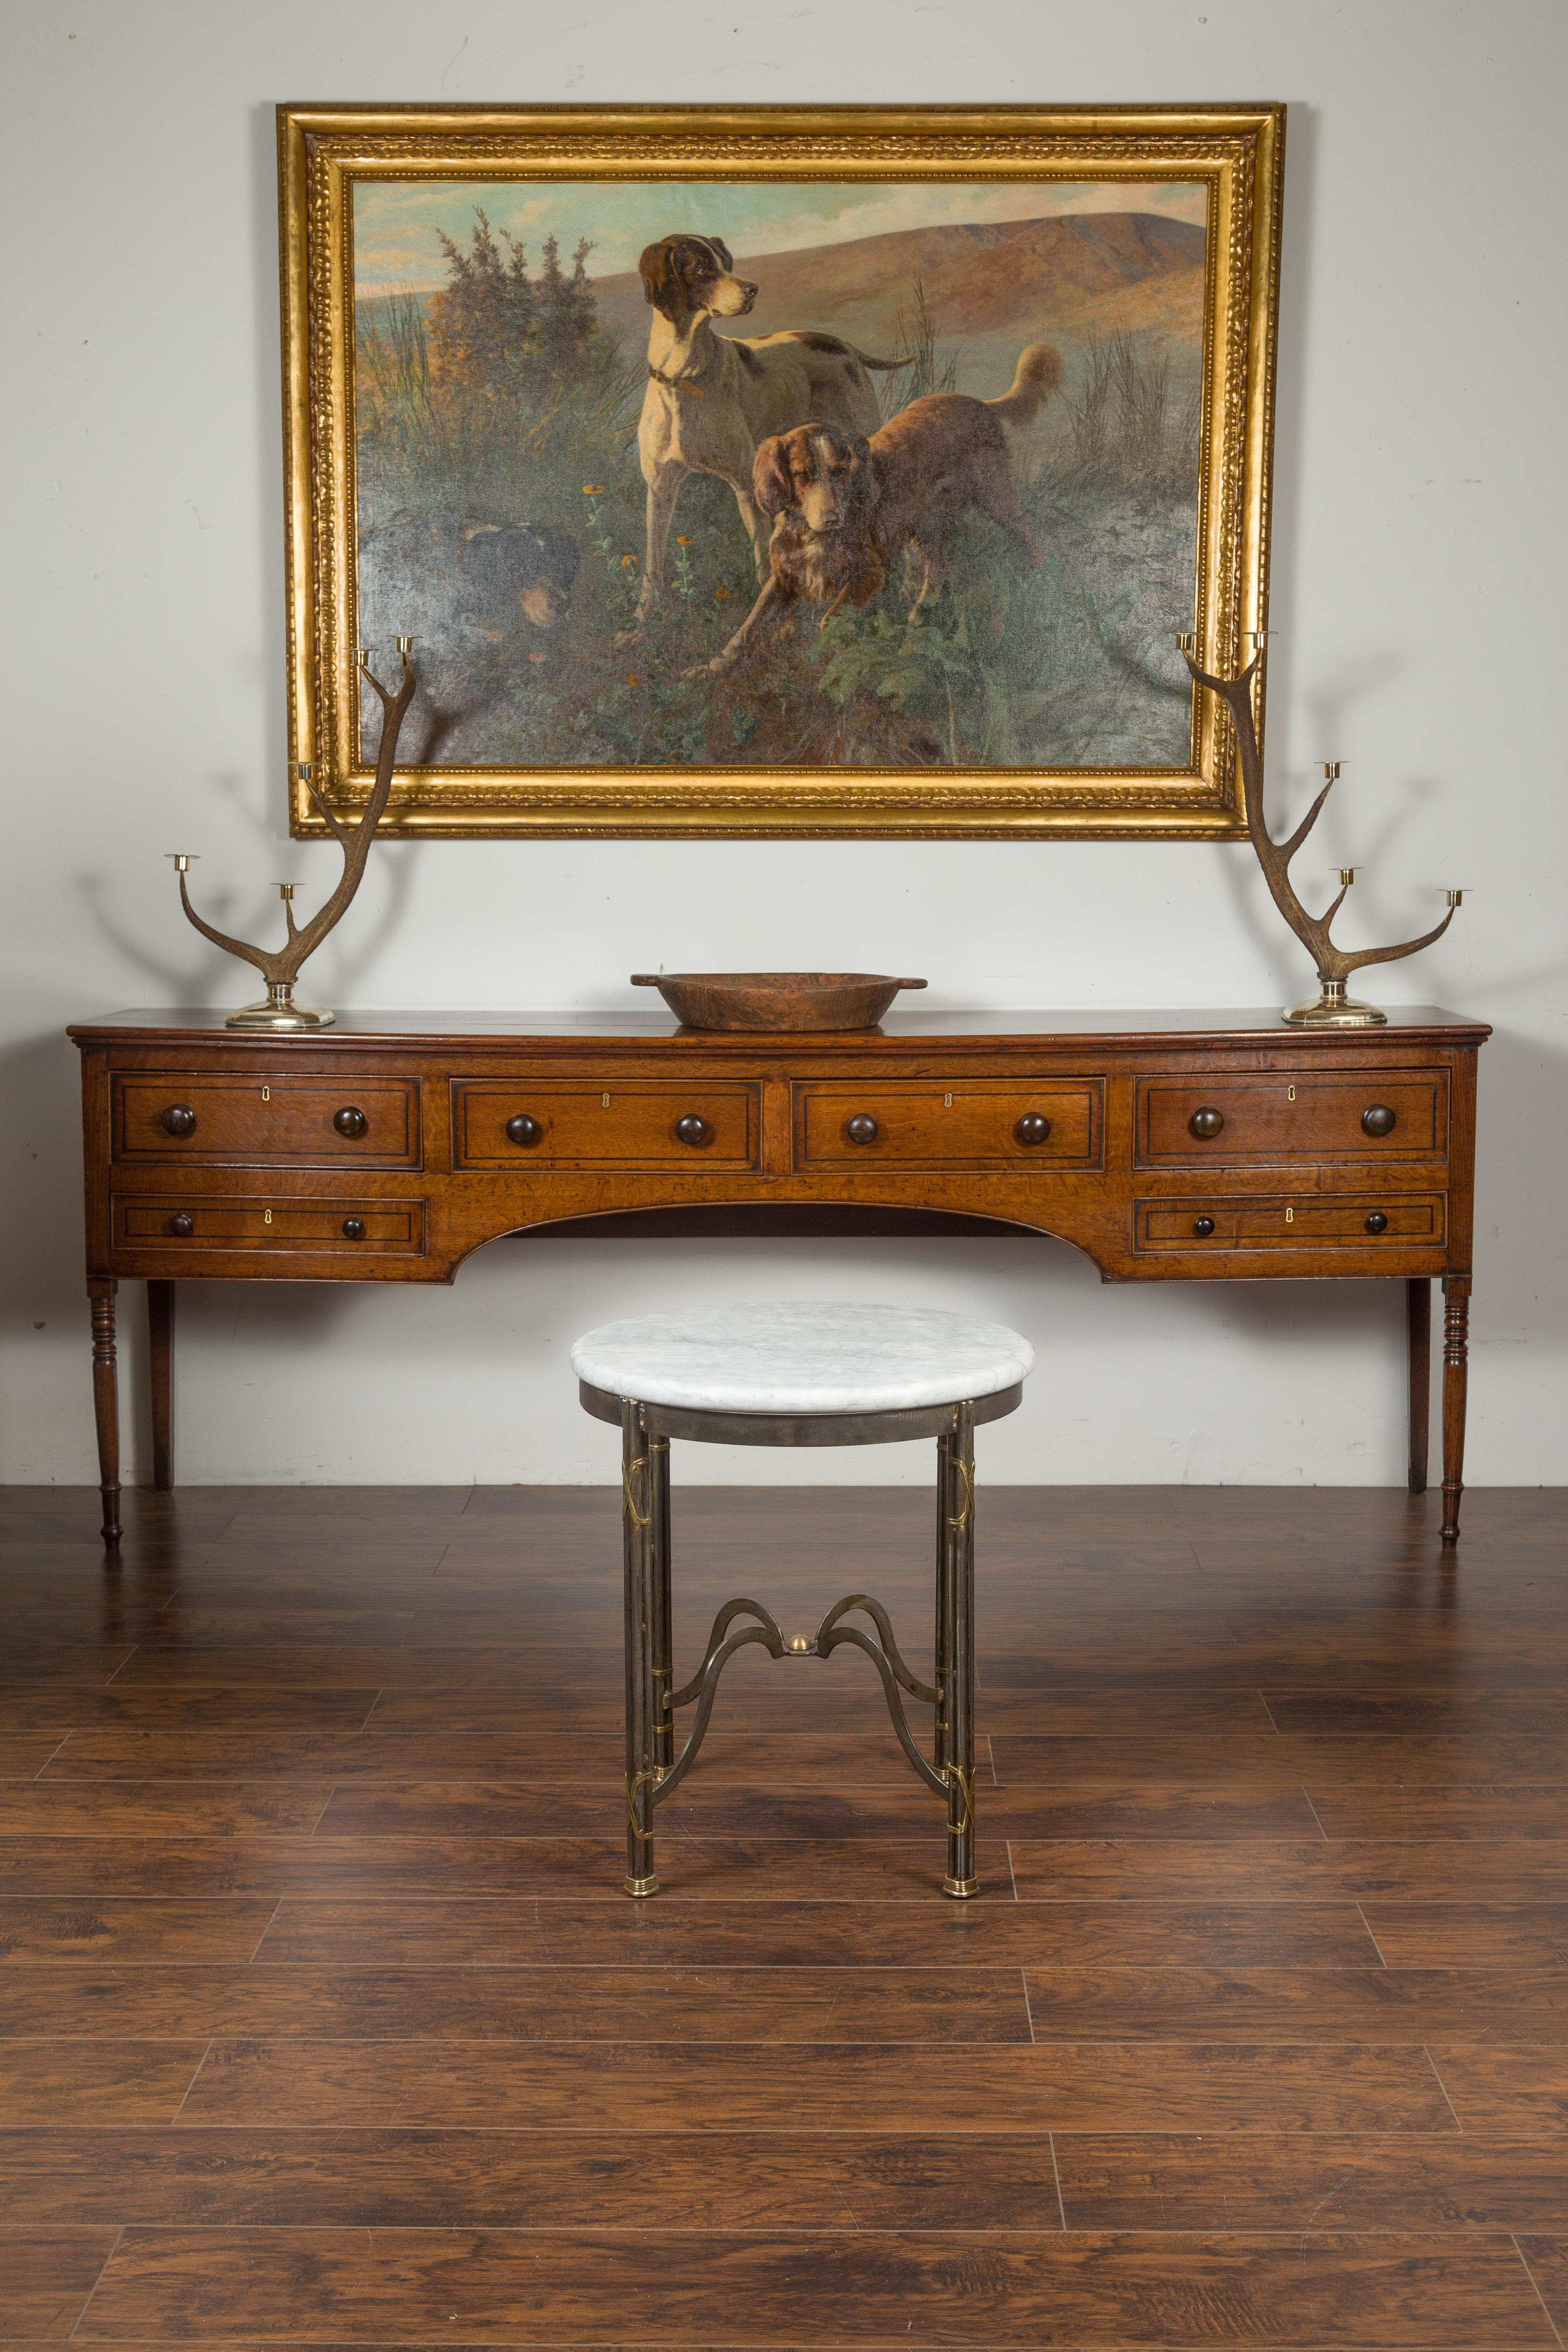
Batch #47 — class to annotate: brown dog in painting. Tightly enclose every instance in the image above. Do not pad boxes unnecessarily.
[696,343,1063,674]
[622,233,900,638]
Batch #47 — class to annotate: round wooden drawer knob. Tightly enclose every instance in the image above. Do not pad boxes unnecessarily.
[161,1105,197,1137]
[1193,1216,1216,1237]
[1365,1210,1389,1234]
[675,1114,711,1148]
[169,1213,195,1237]
[505,1113,542,1147]
[1362,1104,1396,1136]
[846,1114,879,1144]
[1015,1113,1052,1146]
[333,1106,368,1138]
[342,1216,366,1240]
[1188,1106,1225,1139]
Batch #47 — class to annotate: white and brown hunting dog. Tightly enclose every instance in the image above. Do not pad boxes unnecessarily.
[622,232,898,635]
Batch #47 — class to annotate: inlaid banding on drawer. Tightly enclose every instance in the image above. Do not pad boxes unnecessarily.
[1136,1069,1449,1166]
[113,1195,426,1255]
[1136,1194,1446,1253]
[113,1074,420,1168]
[452,1082,760,1170]
[796,1081,1103,1168]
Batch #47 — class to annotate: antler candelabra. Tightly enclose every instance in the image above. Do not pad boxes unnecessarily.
[1179,640,1465,1027]
[170,641,417,1030]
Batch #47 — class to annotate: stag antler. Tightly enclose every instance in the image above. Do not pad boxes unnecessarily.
[173,644,417,1029]
[1182,647,1462,1026]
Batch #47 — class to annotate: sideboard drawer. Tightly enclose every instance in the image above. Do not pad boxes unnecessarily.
[1136,1193,1447,1254]
[796,1081,1103,1169]
[1136,1070,1448,1166]
[114,1194,426,1255]
[113,1074,420,1169]
[453,1082,760,1170]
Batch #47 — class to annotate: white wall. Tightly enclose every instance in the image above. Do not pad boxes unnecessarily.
[3,0,1563,1489]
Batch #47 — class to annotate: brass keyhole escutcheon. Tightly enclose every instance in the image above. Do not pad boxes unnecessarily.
[261,1085,270,1102]
[602,1093,611,1109]
[263,1208,273,1225]
[943,1092,953,1108]
[1285,1207,1294,1223]
[1286,1084,1295,1102]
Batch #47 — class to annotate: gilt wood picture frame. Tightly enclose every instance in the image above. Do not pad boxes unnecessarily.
[279,101,1283,839]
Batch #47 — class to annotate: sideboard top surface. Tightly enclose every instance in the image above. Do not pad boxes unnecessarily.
[69,1006,1492,1048]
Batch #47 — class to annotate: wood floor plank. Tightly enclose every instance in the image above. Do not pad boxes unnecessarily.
[0,2228,123,2340]
[994,1731,1568,1787]
[359,1679,1277,1731]
[74,2225,1554,2346]
[1429,2046,1568,2132]
[1311,1785,1568,1841]
[0,1784,331,1834]
[0,1897,279,1960]
[175,2037,1456,2133]
[0,1735,68,1777]
[254,1894,1381,1968]
[314,1778,1320,1842]
[1008,1836,1568,1901]
[0,1687,381,1731]
[0,1833,1012,1898]
[0,1963,1032,2043]
[0,2040,209,2123]
[34,1729,918,1784]
[1021,1966,1568,2042]
[1056,2132,1568,2231]
[1515,2237,1568,2335]
[0,2128,1063,2229]
[1363,1906,1568,1968]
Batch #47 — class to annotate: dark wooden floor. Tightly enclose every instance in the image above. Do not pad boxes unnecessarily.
[3,1479,1568,2346]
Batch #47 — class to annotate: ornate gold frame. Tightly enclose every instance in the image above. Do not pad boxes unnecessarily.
[279,101,1284,839]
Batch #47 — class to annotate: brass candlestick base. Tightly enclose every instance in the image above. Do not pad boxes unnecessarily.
[1283,977,1387,1029]
[226,982,335,1032]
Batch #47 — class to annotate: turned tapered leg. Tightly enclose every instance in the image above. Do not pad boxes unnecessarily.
[89,1280,120,1548]
[1440,1277,1471,1546]
[942,1400,977,1898]
[148,1280,175,1493]
[622,1399,660,1895]
[650,1434,673,1771]
[1406,1278,1431,1496]
[933,1430,952,1778]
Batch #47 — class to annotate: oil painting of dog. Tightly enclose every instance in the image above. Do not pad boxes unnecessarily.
[303,89,1288,837]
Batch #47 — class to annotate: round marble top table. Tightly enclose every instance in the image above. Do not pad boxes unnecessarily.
[569,1301,1035,1418]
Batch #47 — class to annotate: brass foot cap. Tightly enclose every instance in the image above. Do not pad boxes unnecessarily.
[623,1873,660,1898]
[943,1875,980,1899]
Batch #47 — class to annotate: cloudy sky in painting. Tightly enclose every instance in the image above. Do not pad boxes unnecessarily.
[352,176,1207,294]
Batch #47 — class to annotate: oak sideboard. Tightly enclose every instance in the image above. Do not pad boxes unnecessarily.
[70,1006,1488,1547]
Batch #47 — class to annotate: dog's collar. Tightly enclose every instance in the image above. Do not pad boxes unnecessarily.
[648,358,710,397]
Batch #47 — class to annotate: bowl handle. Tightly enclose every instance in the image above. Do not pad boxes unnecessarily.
[630,975,661,987]
[895,977,929,991]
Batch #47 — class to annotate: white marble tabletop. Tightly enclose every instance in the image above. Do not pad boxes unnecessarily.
[570,1302,1034,1415]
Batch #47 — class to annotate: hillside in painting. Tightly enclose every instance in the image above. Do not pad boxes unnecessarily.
[588,211,1206,384]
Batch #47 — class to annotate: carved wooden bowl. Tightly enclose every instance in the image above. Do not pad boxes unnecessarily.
[631,972,928,1032]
